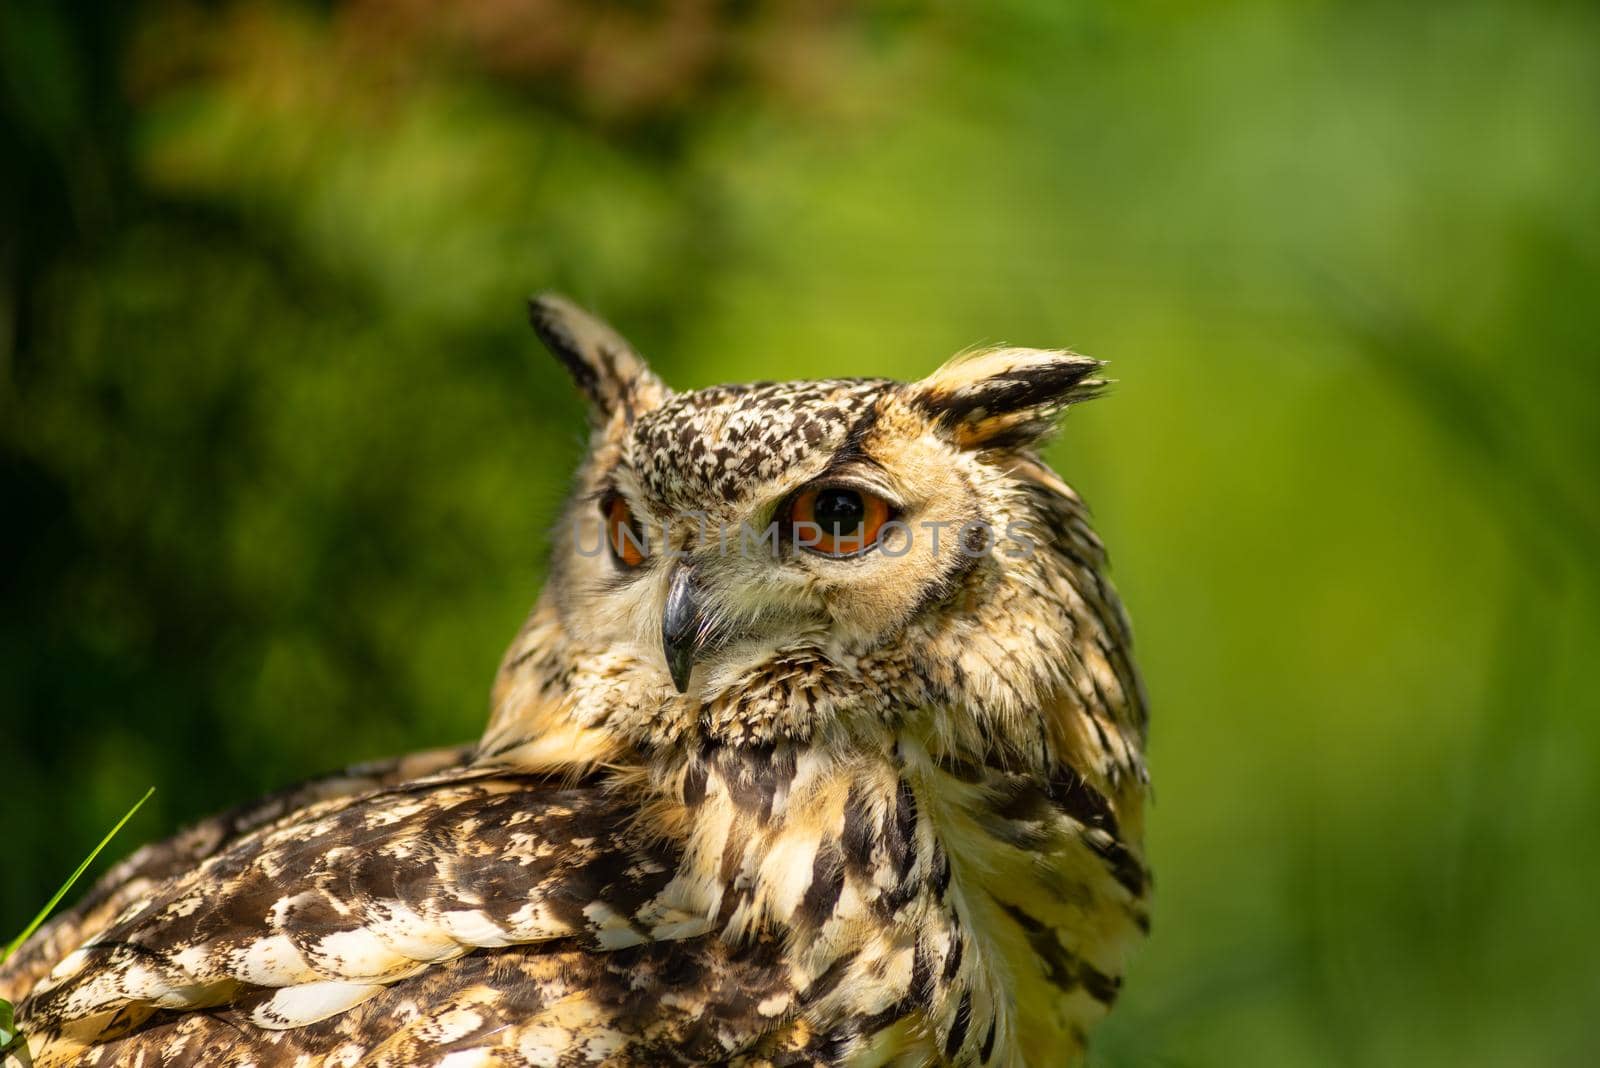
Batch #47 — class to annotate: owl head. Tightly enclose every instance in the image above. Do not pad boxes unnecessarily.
[494,295,1136,764]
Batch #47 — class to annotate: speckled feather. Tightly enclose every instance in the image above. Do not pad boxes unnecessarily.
[2,296,1149,1067]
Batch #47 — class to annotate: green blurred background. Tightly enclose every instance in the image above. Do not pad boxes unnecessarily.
[4,1,1598,1063]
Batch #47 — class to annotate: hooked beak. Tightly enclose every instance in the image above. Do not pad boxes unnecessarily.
[661,562,704,693]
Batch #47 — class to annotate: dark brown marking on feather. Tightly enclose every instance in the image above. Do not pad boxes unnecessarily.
[528,298,601,403]
[617,370,638,427]
[806,948,860,1002]
[991,778,1048,824]
[931,846,952,897]
[840,782,874,877]
[815,403,884,476]
[1084,834,1148,897]
[914,361,1101,424]
[983,777,1058,849]
[1045,763,1118,833]
[933,754,986,784]
[980,1015,998,1062]
[892,779,918,873]
[996,900,1122,1005]
[943,932,964,981]
[804,1026,856,1067]
[945,989,973,1058]
[1080,964,1121,1005]
[856,995,917,1045]
[682,756,708,806]
[799,845,846,925]
[878,876,919,916]
[717,743,797,824]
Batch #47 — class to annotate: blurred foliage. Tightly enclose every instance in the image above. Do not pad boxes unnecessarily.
[4,0,1599,1063]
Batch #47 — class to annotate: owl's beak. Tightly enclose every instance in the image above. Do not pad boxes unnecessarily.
[661,562,704,694]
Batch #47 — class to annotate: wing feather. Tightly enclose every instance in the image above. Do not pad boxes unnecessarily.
[16,768,685,1063]
[0,746,472,1008]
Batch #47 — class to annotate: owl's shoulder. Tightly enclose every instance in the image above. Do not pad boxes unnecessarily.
[0,747,471,1007]
[12,755,685,1064]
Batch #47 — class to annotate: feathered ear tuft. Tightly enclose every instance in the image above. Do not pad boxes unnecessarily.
[527,293,667,425]
[907,346,1107,448]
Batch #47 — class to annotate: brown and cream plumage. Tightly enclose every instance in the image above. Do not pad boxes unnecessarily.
[0,295,1149,1066]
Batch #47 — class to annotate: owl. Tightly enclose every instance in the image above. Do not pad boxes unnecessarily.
[0,296,1149,1067]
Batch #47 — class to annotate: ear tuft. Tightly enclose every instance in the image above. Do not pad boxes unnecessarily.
[907,347,1107,448]
[528,293,667,424]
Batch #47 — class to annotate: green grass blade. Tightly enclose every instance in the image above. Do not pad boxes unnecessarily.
[1,787,155,964]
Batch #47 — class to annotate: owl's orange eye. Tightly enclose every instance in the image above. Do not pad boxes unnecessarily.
[602,495,647,567]
[787,485,892,558]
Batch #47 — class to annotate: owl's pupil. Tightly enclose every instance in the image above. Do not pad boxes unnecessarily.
[813,489,865,536]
